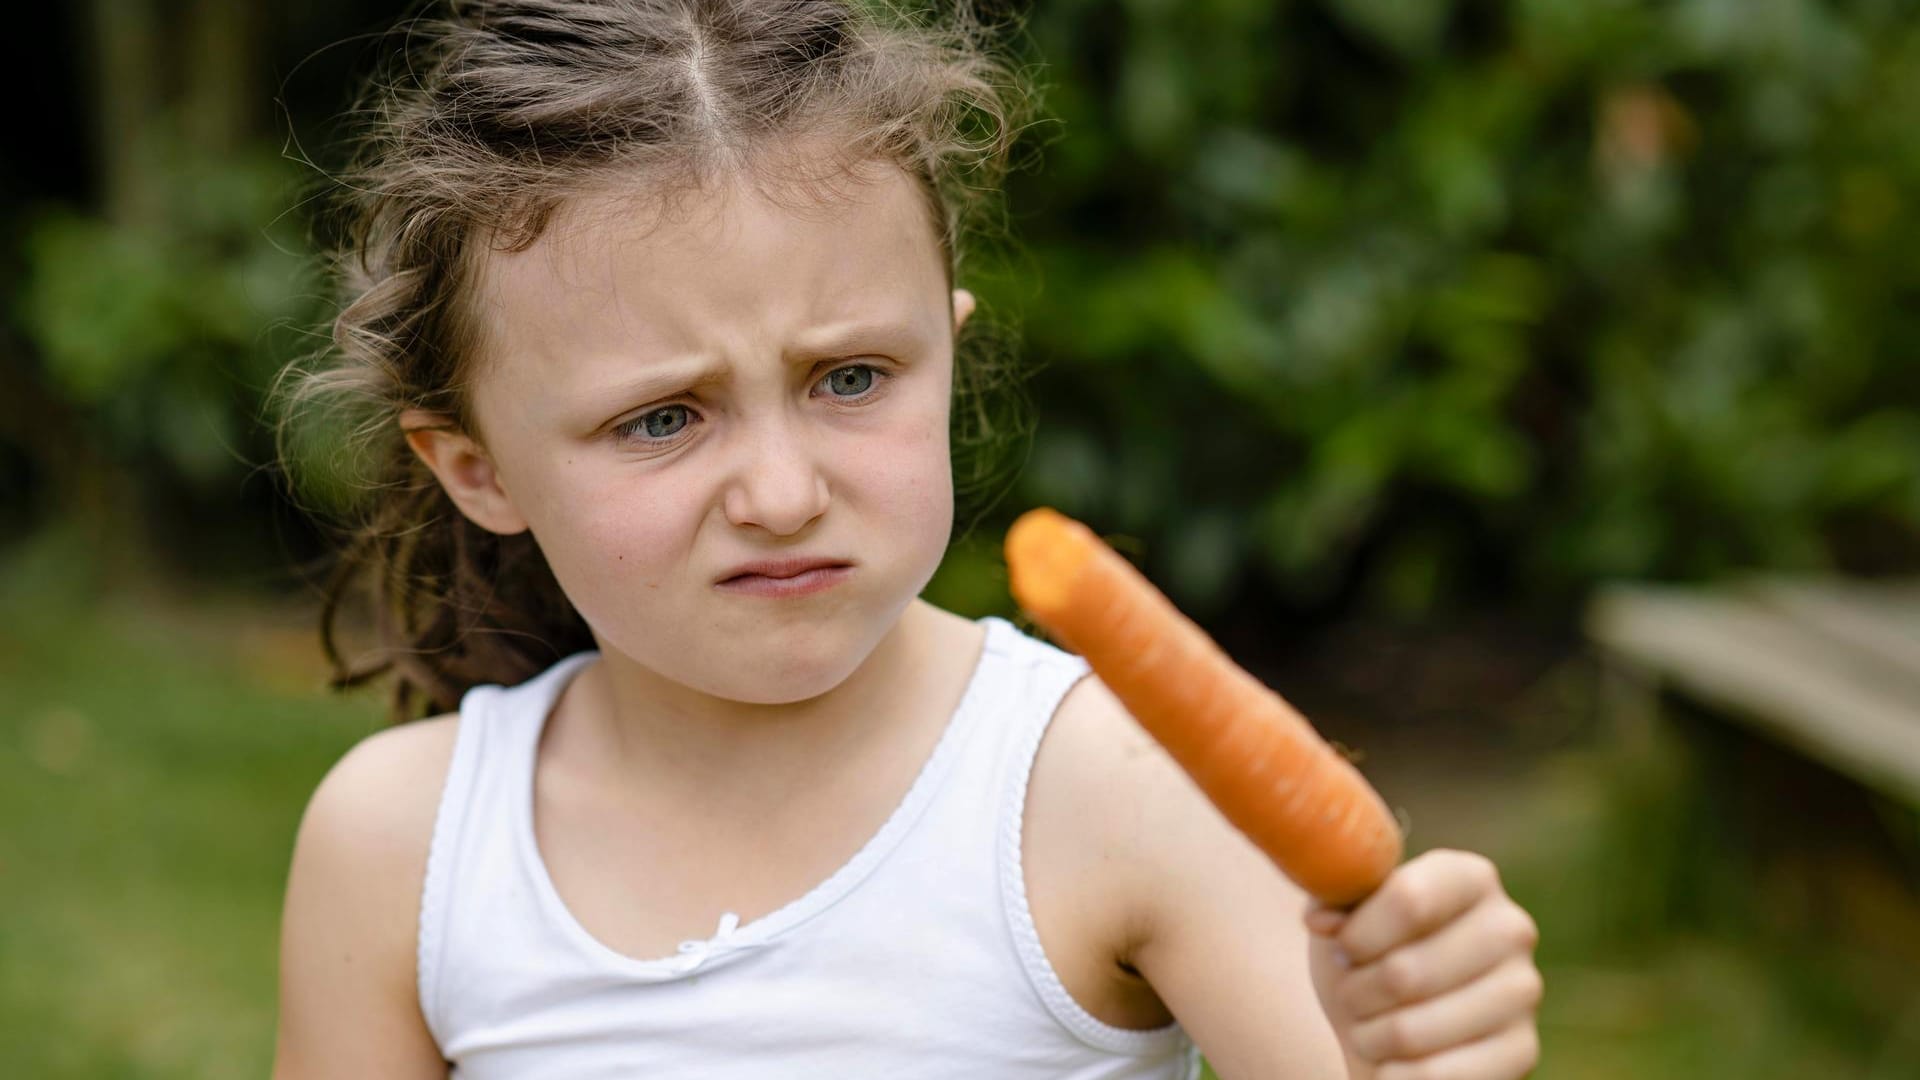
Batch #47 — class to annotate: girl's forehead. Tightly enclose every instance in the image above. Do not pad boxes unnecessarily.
[471,164,948,359]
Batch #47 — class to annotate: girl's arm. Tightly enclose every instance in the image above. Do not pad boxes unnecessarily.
[1052,676,1539,1079]
[272,720,457,1080]
[1047,675,1351,1077]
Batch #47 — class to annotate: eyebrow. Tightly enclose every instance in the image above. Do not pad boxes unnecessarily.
[787,319,930,362]
[598,358,727,406]
[594,321,932,404]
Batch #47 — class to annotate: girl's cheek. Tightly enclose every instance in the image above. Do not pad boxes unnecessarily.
[854,410,949,502]
[876,417,956,552]
[527,471,688,594]
[587,483,694,558]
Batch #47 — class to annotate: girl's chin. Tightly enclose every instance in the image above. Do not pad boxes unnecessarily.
[756,640,879,700]
[698,660,862,706]
[660,622,884,705]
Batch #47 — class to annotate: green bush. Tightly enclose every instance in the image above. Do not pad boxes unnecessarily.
[12,127,318,513]
[985,0,1920,617]
[9,0,1919,618]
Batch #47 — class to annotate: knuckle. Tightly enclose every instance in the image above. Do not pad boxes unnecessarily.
[1520,1022,1543,1068]
[1380,953,1424,1001]
[1465,850,1501,890]
[1380,1013,1421,1058]
[1512,961,1546,1009]
[1394,878,1436,927]
[1512,906,1541,951]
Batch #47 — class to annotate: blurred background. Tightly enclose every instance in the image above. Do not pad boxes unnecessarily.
[3,0,1918,1076]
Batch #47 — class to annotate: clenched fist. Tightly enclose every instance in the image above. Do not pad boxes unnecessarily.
[1306,848,1542,1079]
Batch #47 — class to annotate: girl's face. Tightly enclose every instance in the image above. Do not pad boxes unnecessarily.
[412,164,972,704]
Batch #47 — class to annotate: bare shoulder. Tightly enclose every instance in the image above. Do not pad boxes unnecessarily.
[1023,671,1184,1030]
[272,713,460,1080]
[287,713,461,909]
[300,713,461,854]
[1032,673,1237,956]
[1033,673,1348,1077]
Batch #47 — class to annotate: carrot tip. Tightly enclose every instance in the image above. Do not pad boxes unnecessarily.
[1005,508,1094,621]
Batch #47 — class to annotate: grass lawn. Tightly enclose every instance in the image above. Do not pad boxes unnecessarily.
[0,574,1912,1076]
[0,582,377,1078]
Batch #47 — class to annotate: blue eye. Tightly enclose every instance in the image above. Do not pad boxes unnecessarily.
[821,364,878,397]
[617,404,691,442]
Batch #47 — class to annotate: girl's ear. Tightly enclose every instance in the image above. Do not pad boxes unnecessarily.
[399,410,531,536]
[952,288,976,334]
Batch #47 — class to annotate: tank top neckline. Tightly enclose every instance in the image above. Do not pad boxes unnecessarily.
[501,615,1012,981]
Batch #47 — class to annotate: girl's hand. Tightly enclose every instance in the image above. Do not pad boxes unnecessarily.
[1304,848,1542,1079]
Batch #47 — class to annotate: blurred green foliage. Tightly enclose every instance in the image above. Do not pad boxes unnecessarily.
[1502,722,1920,1078]
[4,0,1919,615]
[9,122,318,542]
[983,0,1920,617]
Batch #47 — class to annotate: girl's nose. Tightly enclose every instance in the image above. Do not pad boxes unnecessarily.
[720,416,831,537]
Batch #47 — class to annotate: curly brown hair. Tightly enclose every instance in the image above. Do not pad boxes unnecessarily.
[274,0,1039,722]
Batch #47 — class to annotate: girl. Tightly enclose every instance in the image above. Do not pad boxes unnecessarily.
[272,2,1542,1077]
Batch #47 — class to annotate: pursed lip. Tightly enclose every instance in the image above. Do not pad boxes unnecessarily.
[716,556,854,584]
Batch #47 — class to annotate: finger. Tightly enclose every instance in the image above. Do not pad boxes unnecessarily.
[1374,1021,1541,1080]
[1339,849,1500,965]
[1346,958,1543,1063]
[1338,898,1539,1020]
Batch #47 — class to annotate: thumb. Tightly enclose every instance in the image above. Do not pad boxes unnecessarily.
[1303,904,1347,936]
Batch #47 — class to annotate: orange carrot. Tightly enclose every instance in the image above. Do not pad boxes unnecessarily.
[1005,507,1402,908]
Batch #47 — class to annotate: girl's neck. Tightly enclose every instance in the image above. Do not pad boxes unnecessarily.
[546,599,978,815]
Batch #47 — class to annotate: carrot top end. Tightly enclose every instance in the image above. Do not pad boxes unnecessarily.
[1005,507,1093,622]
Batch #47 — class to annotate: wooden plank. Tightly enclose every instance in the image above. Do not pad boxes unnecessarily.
[1747,579,1920,689]
[1586,583,1920,807]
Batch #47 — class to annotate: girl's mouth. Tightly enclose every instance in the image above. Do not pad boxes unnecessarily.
[715,565,853,598]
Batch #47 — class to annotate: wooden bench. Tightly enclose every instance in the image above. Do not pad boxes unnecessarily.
[1585,577,1920,807]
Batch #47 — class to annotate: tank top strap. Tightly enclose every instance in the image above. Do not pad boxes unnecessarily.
[972,615,1092,784]
[417,652,596,1043]
[979,625,1192,1058]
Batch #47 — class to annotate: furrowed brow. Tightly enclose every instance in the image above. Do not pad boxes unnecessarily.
[600,358,728,403]
[785,321,929,362]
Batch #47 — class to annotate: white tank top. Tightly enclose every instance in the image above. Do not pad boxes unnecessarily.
[418,615,1202,1078]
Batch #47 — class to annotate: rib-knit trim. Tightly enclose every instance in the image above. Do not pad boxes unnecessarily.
[510,625,1001,980]
[997,645,1193,1059]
